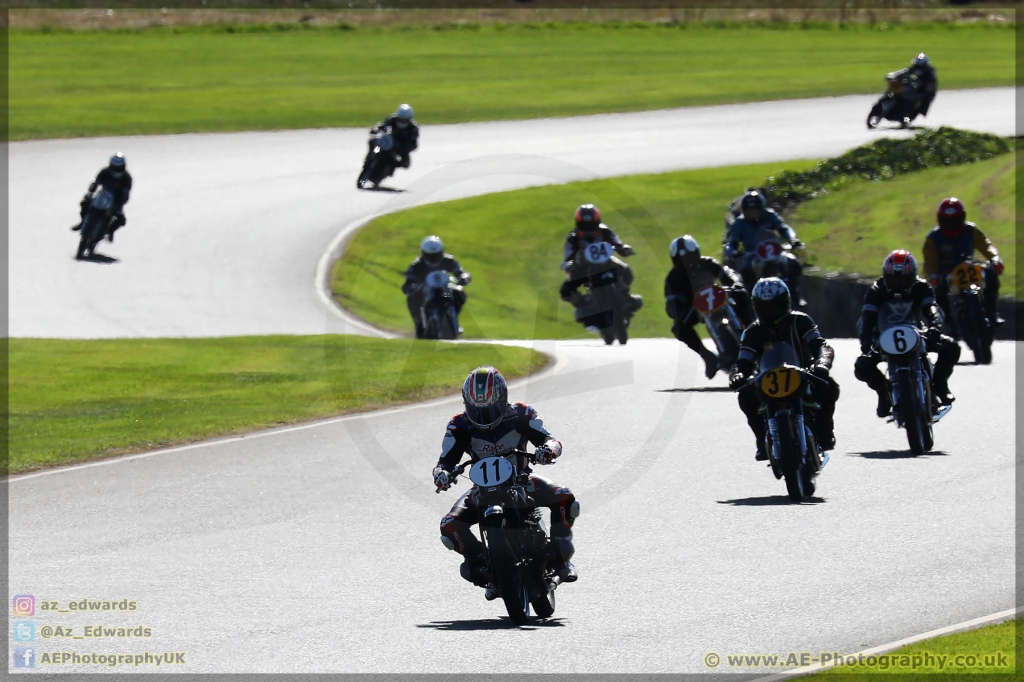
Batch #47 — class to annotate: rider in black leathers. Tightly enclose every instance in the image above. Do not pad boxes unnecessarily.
[664,234,753,379]
[729,278,839,461]
[72,152,132,241]
[888,53,938,120]
[854,249,959,417]
[559,203,641,317]
[434,367,578,600]
[401,235,470,339]
[723,190,805,305]
[373,104,419,165]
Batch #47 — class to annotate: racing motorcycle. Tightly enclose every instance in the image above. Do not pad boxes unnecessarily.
[944,260,994,365]
[76,187,117,260]
[439,450,562,626]
[357,129,398,189]
[731,229,802,301]
[873,300,951,456]
[419,270,462,340]
[867,73,924,129]
[739,341,829,502]
[568,241,641,345]
[688,269,744,372]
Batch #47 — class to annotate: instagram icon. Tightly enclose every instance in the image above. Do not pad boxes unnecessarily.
[12,595,35,617]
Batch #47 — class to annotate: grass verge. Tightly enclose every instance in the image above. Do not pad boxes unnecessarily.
[8,336,547,474]
[333,149,1015,339]
[803,617,1015,679]
[11,22,1014,140]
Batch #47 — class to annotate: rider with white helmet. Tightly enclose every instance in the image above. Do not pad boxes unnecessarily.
[370,103,419,169]
[401,235,471,338]
[71,152,132,241]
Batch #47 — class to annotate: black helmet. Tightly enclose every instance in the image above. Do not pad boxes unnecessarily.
[741,190,766,213]
[751,277,792,329]
[462,366,509,431]
[574,204,601,237]
[669,234,700,267]
[109,151,126,178]
[420,235,444,266]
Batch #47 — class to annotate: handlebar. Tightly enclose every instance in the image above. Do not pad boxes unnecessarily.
[435,450,537,494]
[732,364,829,392]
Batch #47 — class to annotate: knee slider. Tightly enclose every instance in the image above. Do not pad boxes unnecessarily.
[568,500,580,519]
[440,535,456,551]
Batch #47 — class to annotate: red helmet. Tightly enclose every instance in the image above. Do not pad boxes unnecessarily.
[574,204,601,236]
[882,249,918,295]
[937,197,966,236]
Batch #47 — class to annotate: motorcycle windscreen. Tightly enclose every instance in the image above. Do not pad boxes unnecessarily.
[758,341,801,373]
[876,300,920,333]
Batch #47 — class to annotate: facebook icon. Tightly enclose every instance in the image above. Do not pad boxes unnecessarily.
[13,646,35,668]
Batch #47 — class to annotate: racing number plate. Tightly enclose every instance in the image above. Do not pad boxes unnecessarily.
[951,262,985,289]
[469,457,515,487]
[424,271,450,289]
[760,367,802,398]
[755,239,783,260]
[693,285,727,314]
[582,242,613,265]
[879,325,920,356]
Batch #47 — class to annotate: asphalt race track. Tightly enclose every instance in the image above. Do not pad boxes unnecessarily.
[8,88,1017,674]
[9,88,1016,338]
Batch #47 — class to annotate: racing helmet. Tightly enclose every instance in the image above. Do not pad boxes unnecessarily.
[394,103,414,129]
[882,249,919,296]
[462,366,509,431]
[669,235,700,266]
[937,197,966,236]
[421,235,444,266]
[109,152,126,178]
[911,53,930,68]
[751,277,792,329]
[740,190,767,222]
[574,204,601,237]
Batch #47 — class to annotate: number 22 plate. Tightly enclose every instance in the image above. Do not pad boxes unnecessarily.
[760,367,802,398]
[469,457,515,487]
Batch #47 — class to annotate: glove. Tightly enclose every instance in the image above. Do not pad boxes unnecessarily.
[991,258,1004,276]
[928,274,941,287]
[534,445,559,465]
[860,342,873,356]
[925,327,943,345]
[791,239,806,251]
[811,364,830,380]
[459,272,472,286]
[729,370,748,390]
[432,465,450,491]
[618,244,635,257]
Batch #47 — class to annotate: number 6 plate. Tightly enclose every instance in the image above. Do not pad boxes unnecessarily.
[879,325,920,355]
[469,457,515,487]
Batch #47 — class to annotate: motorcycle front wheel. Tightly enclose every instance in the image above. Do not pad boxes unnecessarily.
[488,527,531,626]
[776,418,808,502]
[898,372,932,456]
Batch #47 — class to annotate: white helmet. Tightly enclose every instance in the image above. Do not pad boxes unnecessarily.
[911,53,930,68]
[421,235,444,265]
[109,151,126,178]
[669,235,700,260]
[395,103,414,129]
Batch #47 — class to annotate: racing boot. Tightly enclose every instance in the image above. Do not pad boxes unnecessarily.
[70,223,82,232]
[700,347,720,380]
[875,390,892,419]
[459,552,494,596]
[549,529,578,583]
[817,419,836,451]
[932,381,955,407]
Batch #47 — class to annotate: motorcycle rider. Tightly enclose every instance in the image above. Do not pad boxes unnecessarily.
[358,104,419,189]
[922,197,1004,327]
[561,204,634,269]
[887,53,938,122]
[724,190,805,306]
[729,278,840,461]
[560,204,642,320]
[401,235,471,339]
[434,366,579,599]
[855,250,959,416]
[664,235,753,379]
[71,152,132,241]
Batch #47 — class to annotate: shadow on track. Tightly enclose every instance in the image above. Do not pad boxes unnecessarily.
[417,617,566,631]
[718,495,826,506]
[359,185,407,193]
[75,253,119,264]
[657,386,733,393]
[852,450,949,459]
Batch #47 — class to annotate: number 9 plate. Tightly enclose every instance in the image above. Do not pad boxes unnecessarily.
[760,367,802,398]
[469,456,515,487]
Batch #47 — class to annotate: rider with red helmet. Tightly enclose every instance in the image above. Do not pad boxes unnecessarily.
[855,249,960,415]
[561,204,634,268]
[433,367,578,600]
[922,197,1003,326]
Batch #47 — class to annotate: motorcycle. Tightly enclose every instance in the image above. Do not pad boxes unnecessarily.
[419,270,463,340]
[76,187,117,260]
[357,129,398,189]
[568,241,641,346]
[731,228,802,300]
[688,269,745,372]
[867,74,924,129]
[873,300,951,456]
[439,450,562,626]
[945,260,994,365]
[739,341,829,502]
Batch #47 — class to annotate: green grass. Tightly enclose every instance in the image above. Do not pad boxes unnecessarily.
[10,22,1014,140]
[334,150,1015,340]
[8,336,546,474]
[794,150,1017,296]
[333,160,817,340]
[805,617,1015,679]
